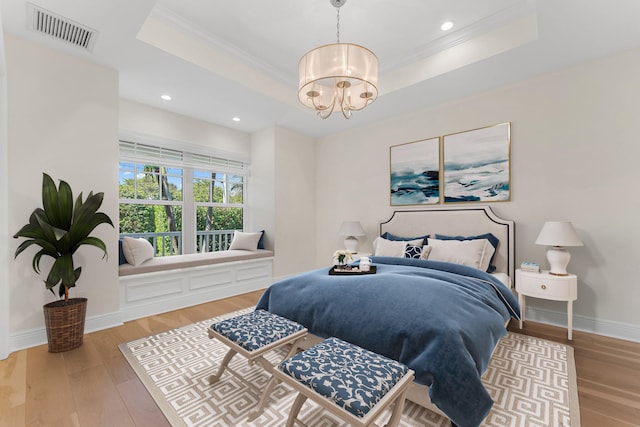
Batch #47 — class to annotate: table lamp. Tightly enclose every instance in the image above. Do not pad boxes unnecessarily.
[535,221,583,276]
[338,221,365,253]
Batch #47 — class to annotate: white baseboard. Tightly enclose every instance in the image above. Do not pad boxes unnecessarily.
[526,307,640,343]
[9,310,123,354]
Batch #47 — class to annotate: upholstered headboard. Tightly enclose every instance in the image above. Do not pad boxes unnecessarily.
[380,206,515,278]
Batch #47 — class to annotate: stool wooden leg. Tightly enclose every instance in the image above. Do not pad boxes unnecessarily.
[286,393,308,427]
[247,375,279,421]
[384,391,408,427]
[209,349,237,384]
[282,339,303,359]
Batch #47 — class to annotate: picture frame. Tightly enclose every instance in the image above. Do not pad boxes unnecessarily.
[390,137,440,206]
[443,122,510,203]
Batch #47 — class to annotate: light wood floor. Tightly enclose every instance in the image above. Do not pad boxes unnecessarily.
[1,290,638,427]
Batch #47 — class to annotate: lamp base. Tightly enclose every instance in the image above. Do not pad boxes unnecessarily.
[546,246,570,276]
[344,236,359,253]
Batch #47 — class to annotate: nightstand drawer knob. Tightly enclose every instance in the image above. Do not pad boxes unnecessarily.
[540,284,547,290]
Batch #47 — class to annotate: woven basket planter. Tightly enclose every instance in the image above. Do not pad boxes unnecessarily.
[43,298,88,353]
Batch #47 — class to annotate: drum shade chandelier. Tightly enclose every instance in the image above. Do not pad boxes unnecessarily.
[298,0,378,119]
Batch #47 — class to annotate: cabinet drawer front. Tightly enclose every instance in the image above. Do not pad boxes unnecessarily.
[518,277,571,299]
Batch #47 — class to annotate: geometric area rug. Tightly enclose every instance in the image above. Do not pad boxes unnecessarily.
[119,308,580,427]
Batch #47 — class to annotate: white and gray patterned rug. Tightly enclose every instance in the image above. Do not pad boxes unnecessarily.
[119,308,580,427]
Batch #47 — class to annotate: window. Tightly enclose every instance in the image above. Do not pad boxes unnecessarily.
[118,140,248,256]
[193,170,243,252]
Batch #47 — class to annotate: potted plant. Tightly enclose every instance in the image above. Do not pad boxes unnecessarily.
[13,173,113,352]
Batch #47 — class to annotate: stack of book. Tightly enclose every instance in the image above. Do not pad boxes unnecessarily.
[520,261,540,273]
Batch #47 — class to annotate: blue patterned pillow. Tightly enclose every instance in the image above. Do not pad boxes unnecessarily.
[404,245,423,259]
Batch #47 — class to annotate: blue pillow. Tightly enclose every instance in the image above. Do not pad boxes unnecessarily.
[404,245,423,259]
[118,239,128,265]
[434,233,499,272]
[257,230,265,249]
[381,232,429,245]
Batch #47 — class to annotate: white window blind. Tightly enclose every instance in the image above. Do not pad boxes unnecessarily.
[119,140,249,176]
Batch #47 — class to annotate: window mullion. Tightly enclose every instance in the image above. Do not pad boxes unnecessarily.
[182,167,195,254]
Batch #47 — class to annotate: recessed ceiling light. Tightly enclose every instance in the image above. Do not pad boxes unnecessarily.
[232,117,240,122]
[441,21,454,31]
[161,94,172,101]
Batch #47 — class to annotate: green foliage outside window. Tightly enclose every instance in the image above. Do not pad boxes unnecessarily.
[119,163,244,255]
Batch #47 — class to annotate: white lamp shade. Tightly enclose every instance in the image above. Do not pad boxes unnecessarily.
[338,221,365,237]
[535,221,583,247]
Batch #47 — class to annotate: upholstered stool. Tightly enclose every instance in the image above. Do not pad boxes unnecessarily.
[208,309,307,420]
[273,337,414,427]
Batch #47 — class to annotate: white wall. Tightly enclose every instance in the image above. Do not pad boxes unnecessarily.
[119,98,250,158]
[315,47,640,342]
[250,127,317,279]
[0,10,10,359]
[6,35,120,350]
[249,128,276,252]
[273,127,317,276]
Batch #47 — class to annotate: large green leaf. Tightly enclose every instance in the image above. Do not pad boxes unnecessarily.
[45,259,63,290]
[55,179,74,230]
[73,191,103,223]
[41,174,61,228]
[75,237,109,259]
[32,210,58,248]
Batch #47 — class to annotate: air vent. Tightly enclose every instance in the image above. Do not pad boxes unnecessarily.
[27,3,98,51]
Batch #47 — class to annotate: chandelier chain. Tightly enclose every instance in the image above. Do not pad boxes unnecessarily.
[336,8,340,43]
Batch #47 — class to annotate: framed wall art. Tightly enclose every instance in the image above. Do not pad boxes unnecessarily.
[443,122,510,203]
[390,137,440,206]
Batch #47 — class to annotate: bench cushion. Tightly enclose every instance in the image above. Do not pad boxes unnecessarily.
[278,337,410,418]
[210,310,305,352]
[118,249,273,276]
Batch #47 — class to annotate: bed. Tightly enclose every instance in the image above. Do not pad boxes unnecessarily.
[255,206,519,427]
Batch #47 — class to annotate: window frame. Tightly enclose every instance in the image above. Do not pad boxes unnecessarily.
[118,139,249,256]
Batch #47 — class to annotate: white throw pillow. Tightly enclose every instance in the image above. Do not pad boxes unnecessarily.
[419,245,432,260]
[426,238,495,271]
[228,231,262,251]
[121,236,155,266]
[373,237,411,257]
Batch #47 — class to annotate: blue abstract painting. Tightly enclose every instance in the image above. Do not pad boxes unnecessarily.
[390,137,440,205]
[443,123,510,203]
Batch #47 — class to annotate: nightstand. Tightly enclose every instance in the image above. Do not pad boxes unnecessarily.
[515,269,578,340]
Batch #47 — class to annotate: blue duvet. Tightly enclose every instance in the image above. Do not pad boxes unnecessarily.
[255,257,520,427]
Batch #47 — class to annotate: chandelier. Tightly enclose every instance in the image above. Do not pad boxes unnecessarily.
[298,0,378,119]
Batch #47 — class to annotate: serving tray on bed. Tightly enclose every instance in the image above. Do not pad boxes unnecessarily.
[328,266,377,275]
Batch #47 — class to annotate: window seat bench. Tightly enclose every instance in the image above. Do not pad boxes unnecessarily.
[119,249,274,321]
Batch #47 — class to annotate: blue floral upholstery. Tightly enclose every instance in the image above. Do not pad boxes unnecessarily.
[278,337,410,418]
[210,309,305,352]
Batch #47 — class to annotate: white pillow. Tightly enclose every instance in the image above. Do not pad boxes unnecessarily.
[426,238,495,271]
[419,245,432,260]
[228,231,262,251]
[121,237,155,266]
[373,237,410,257]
